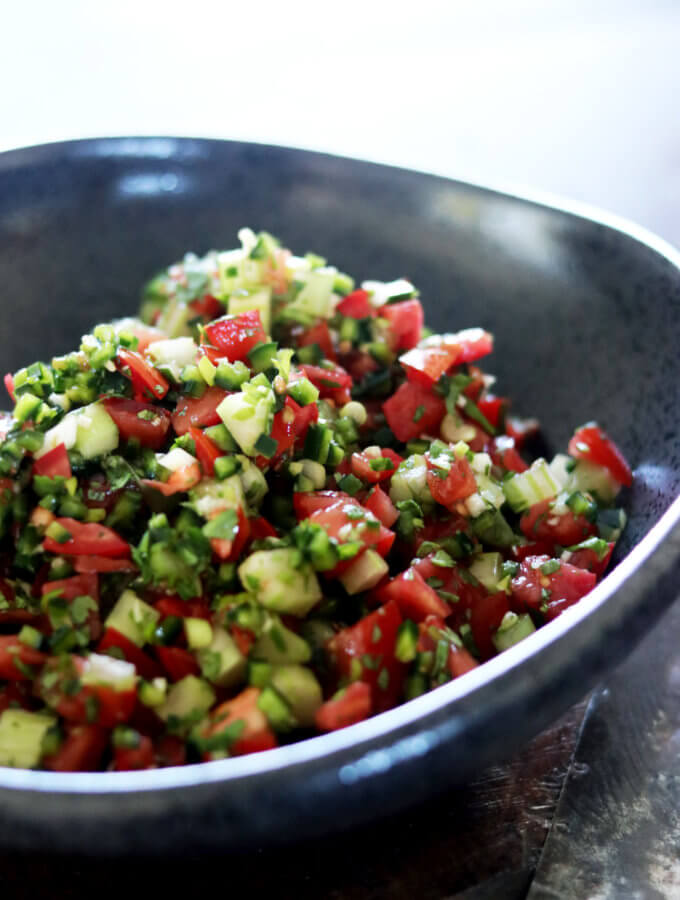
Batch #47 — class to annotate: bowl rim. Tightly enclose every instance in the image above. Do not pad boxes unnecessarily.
[1,135,679,797]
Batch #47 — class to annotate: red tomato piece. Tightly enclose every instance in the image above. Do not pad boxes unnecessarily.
[33,443,71,479]
[377,567,451,621]
[41,655,137,728]
[288,396,319,448]
[315,682,372,732]
[351,448,403,484]
[43,518,130,558]
[123,322,166,353]
[421,328,494,365]
[0,636,48,680]
[469,591,511,660]
[337,348,380,382]
[490,436,528,474]
[171,386,229,436]
[511,555,598,621]
[565,542,615,578]
[155,646,200,682]
[141,462,202,496]
[476,396,507,430]
[382,380,446,442]
[201,687,277,758]
[520,498,596,548]
[399,345,460,388]
[154,734,187,768]
[568,423,633,488]
[102,397,171,449]
[336,289,374,319]
[189,426,222,477]
[298,363,353,402]
[210,506,251,561]
[97,628,162,681]
[309,500,395,558]
[42,572,99,602]
[426,455,477,510]
[230,624,255,657]
[380,299,424,351]
[448,644,479,678]
[116,348,169,401]
[113,734,155,771]
[73,556,137,574]
[505,415,540,449]
[296,320,336,361]
[203,310,267,362]
[188,293,222,321]
[249,516,278,540]
[4,373,15,403]
[43,724,109,773]
[362,485,399,528]
[293,490,353,520]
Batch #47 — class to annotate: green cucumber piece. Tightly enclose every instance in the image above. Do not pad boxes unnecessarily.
[156,675,216,730]
[252,615,312,664]
[270,664,322,727]
[197,627,247,688]
[339,549,389,595]
[105,589,160,647]
[0,709,56,768]
[492,612,536,652]
[238,548,322,617]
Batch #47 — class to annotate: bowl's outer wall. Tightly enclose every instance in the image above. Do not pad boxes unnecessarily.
[0,138,679,853]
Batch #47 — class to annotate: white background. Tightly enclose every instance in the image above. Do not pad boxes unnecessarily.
[1,0,679,244]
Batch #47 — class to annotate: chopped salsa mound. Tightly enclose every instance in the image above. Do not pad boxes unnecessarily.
[0,228,632,771]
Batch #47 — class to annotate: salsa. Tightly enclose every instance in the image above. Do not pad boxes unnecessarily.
[0,229,632,771]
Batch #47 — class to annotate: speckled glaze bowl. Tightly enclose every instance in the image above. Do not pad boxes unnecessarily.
[0,138,679,855]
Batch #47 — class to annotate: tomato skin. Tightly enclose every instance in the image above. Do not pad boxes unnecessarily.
[97,628,162,681]
[4,373,15,403]
[308,500,395,558]
[201,687,277,758]
[155,646,200,682]
[448,644,479,678]
[171,386,229,435]
[520,499,596,548]
[568,423,632,487]
[336,289,374,319]
[315,682,372,732]
[470,592,511,660]
[43,725,109,773]
[43,518,131,558]
[33,443,71,479]
[72,556,137,574]
[293,490,353,520]
[288,396,319,449]
[399,345,459,387]
[116,348,169,401]
[298,363,353,404]
[188,293,222,321]
[381,299,424,351]
[477,396,506,430]
[566,542,615,578]
[113,734,155,771]
[102,397,171,449]
[426,455,477,510]
[362,485,399,528]
[42,572,99,602]
[296,320,336,361]
[422,328,494,365]
[154,734,186,768]
[490,436,528,474]
[42,657,137,729]
[377,568,451,622]
[351,448,403,484]
[189,426,222,477]
[382,381,446,442]
[153,596,211,620]
[249,516,278,540]
[327,600,406,712]
[511,555,598,621]
[505,415,540,449]
[210,506,251,561]
[0,636,48,680]
[203,310,267,362]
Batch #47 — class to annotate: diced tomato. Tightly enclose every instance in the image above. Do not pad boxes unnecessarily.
[200,687,277,758]
[293,490,353,520]
[189,426,222,477]
[511,555,598,621]
[116,348,169,401]
[154,734,187,768]
[141,462,202,496]
[289,396,319,447]
[315,681,372,732]
[448,644,479,678]
[113,734,155,771]
[490,436,528,474]
[73,556,137,574]
[188,293,222,321]
[41,655,138,728]
[102,397,171,449]
[505,415,540,449]
[381,299,424,351]
[420,328,494,365]
[564,541,615,578]
[97,628,162,681]
[327,600,406,712]
[155,646,200,682]
[399,345,460,387]
[42,572,99,602]
[255,404,295,467]
[382,380,446,442]
[426,454,477,510]
[337,349,380,382]
[81,474,122,514]
[43,725,109,773]
[520,498,596,548]
[124,322,166,353]
[351,448,402,484]
[33,443,71,479]
[511,540,555,562]
[568,423,633,488]
[203,310,267,363]
[296,320,336,361]
[0,636,48,680]
[230,624,255,657]
[336,289,374,319]
[153,596,211,620]
[4,373,15,403]
[171,386,229,435]
[477,396,506,431]
[308,500,395,558]
[43,518,130,558]
[210,506,251,561]
[249,516,278,540]
[298,363,353,404]
[377,567,451,621]
[412,512,474,553]
[0,683,34,714]
[362,485,399,528]
[469,591,511,660]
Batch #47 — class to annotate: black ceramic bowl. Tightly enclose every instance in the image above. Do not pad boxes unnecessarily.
[1,137,679,855]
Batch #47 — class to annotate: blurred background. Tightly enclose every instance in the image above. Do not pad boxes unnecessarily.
[1,0,679,245]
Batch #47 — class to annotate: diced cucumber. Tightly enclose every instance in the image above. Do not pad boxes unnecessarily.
[105,589,160,647]
[156,675,216,727]
[248,341,278,373]
[156,297,193,337]
[492,612,536,653]
[389,454,432,506]
[597,507,627,542]
[257,685,297,732]
[79,653,137,691]
[362,278,417,307]
[147,337,198,382]
[469,552,506,592]
[184,617,214,650]
[189,475,245,518]
[475,472,505,509]
[569,459,621,503]
[288,267,337,319]
[471,508,516,548]
[197,627,247,687]
[157,446,197,473]
[217,383,275,457]
[229,287,272,335]
[502,458,561,513]
[238,548,322,617]
[339,549,389,595]
[0,709,56,769]
[270,664,323,727]
[37,401,119,461]
[252,614,312,664]
[138,678,168,708]
[237,456,269,509]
